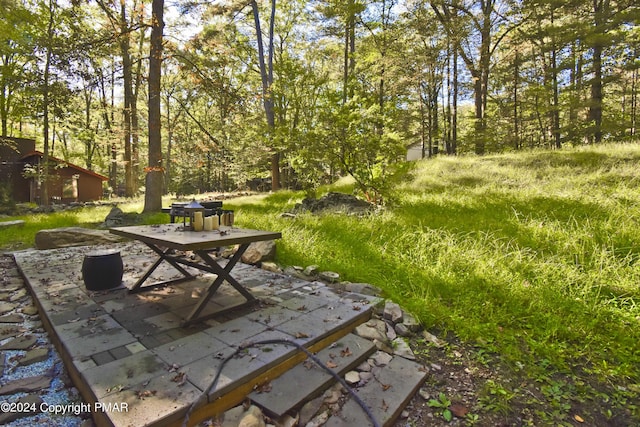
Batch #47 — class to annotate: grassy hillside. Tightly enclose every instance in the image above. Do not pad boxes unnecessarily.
[230,143,640,424]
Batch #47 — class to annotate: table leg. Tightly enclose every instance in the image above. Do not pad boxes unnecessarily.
[182,243,256,325]
[129,244,195,293]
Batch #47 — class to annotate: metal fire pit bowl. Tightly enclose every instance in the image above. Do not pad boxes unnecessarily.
[81,250,123,291]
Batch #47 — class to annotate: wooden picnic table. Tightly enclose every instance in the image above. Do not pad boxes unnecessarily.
[109,223,281,326]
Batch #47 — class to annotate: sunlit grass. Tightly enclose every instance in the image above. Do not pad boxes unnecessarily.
[226,143,640,419]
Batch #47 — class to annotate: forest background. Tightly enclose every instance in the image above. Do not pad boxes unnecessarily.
[1,0,638,210]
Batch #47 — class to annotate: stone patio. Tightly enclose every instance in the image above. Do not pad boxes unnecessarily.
[12,241,385,426]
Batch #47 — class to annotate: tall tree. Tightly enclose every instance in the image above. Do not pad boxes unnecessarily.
[144,0,163,212]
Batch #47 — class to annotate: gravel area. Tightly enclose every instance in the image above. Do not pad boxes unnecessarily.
[0,254,91,427]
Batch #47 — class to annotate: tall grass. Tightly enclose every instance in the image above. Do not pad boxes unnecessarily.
[229,144,640,418]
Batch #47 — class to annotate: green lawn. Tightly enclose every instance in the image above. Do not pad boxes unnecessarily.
[1,143,638,423]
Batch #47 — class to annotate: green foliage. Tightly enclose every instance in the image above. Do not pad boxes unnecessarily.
[428,392,453,422]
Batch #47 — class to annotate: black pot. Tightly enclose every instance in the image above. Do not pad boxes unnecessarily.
[82,251,123,291]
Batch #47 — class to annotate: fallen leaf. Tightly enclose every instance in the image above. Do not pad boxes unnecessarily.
[381,399,389,412]
[254,381,272,393]
[295,332,309,339]
[574,415,585,423]
[352,305,362,311]
[106,384,126,393]
[171,372,187,386]
[297,305,307,311]
[449,403,469,418]
[340,347,352,357]
[136,389,157,399]
[381,383,392,391]
[326,361,338,369]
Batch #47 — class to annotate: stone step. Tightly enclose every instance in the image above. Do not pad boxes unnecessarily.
[325,354,428,427]
[249,333,376,417]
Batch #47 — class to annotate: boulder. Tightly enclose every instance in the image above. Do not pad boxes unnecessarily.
[241,240,276,264]
[35,227,125,250]
[292,192,375,215]
[0,220,25,229]
[103,207,125,227]
[100,207,141,228]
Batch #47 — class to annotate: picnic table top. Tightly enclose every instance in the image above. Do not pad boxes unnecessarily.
[109,223,281,251]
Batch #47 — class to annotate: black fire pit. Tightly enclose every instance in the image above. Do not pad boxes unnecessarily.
[81,251,123,291]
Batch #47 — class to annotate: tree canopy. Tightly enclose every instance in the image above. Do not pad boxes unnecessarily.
[1,0,638,205]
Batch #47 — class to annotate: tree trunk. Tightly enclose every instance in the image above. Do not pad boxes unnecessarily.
[143,0,164,213]
[131,10,146,190]
[513,49,520,150]
[589,0,608,143]
[251,0,280,190]
[452,43,457,154]
[40,0,55,206]
[120,0,135,196]
[631,47,638,137]
[1,55,11,137]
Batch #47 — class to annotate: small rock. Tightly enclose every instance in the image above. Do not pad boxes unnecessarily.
[0,375,52,395]
[394,323,412,337]
[238,405,266,427]
[9,288,28,302]
[323,388,341,404]
[0,302,16,315]
[0,335,37,350]
[359,371,373,384]
[392,338,416,360]
[419,389,430,400]
[357,361,371,372]
[386,322,397,340]
[383,301,403,324]
[430,363,442,371]
[401,410,410,419]
[260,262,282,273]
[423,331,446,348]
[222,405,247,427]
[371,351,393,366]
[306,411,329,427]
[283,267,307,279]
[299,396,324,426]
[403,312,421,332]
[354,319,387,341]
[22,305,38,316]
[0,325,20,340]
[319,271,340,283]
[0,314,23,323]
[274,413,298,427]
[303,265,319,276]
[345,371,360,385]
[18,348,49,366]
[373,338,394,354]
